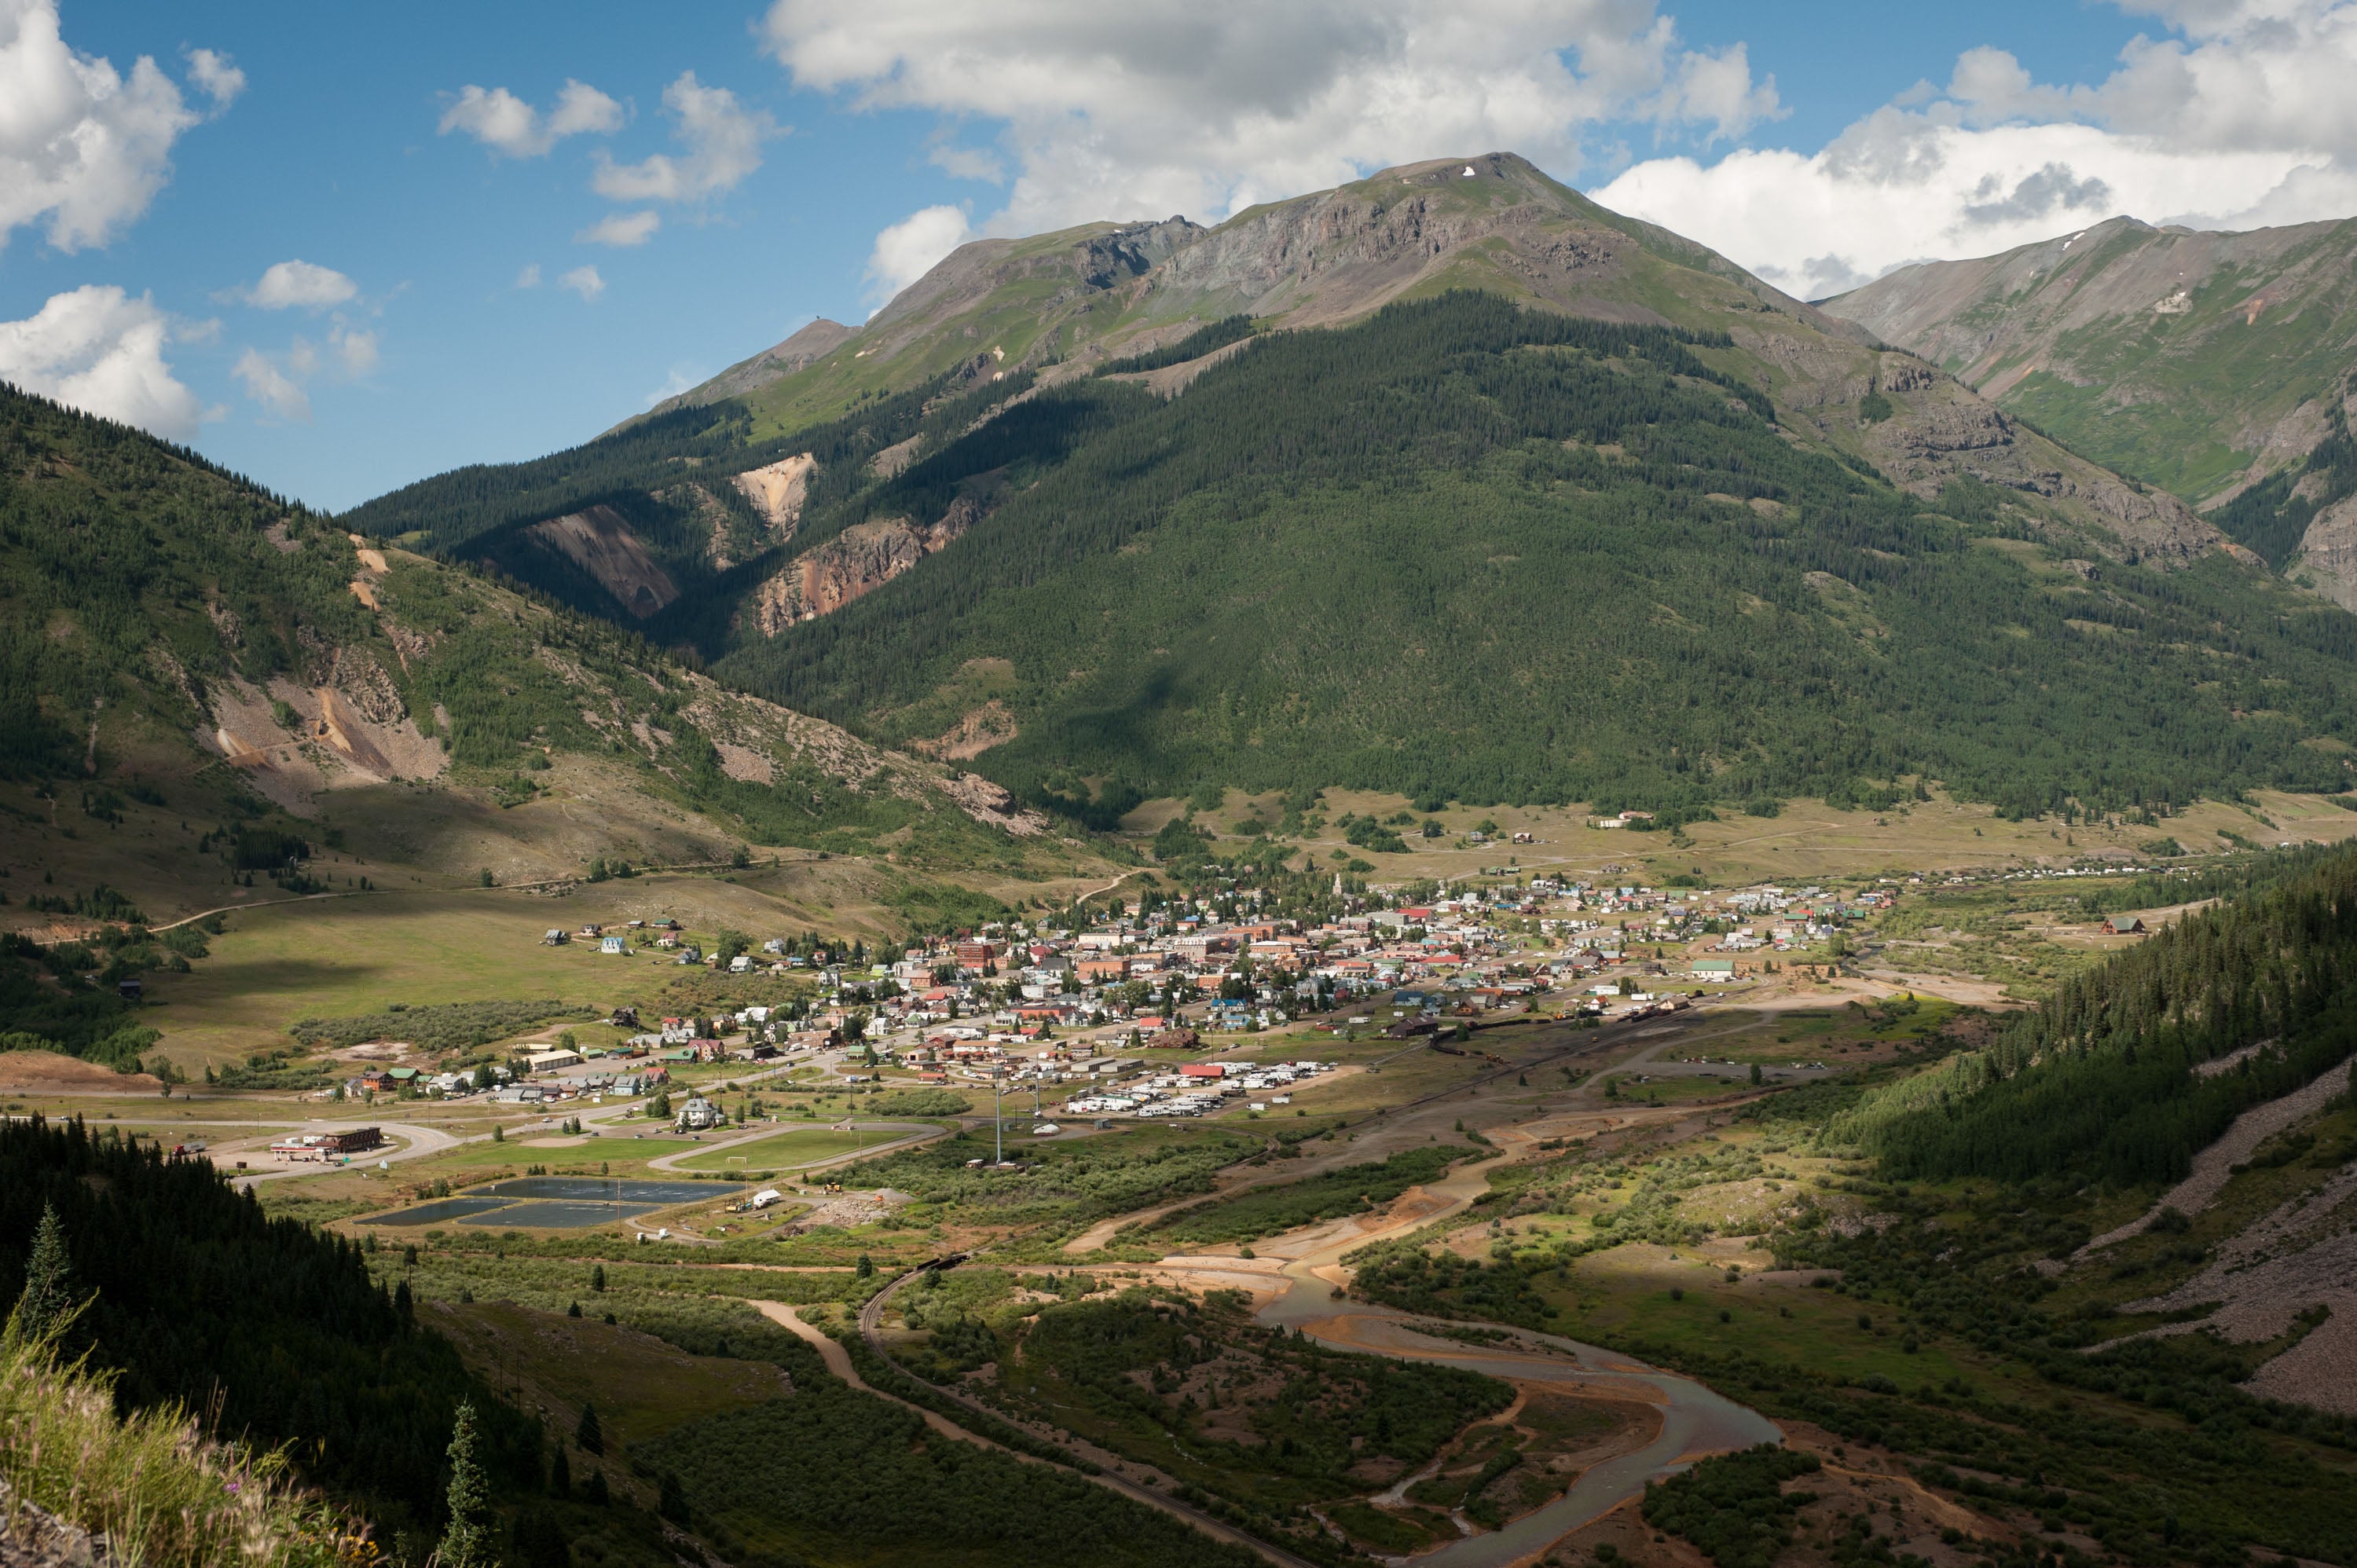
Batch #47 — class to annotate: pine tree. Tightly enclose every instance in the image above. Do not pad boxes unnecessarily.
[10,1200,78,1343]
[438,1401,493,1568]
[575,1401,603,1456]
[549,1445,570,1498]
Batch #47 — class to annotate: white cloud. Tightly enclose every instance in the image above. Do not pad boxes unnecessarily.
[237,258,357,310]
[438,78,623,158]
[0,0,228,252]
[644,363,706,405]
[233,346,309,422]
[590,71,778,203]
[184,46,243,109]
[549,79,626,138]
[559,265,605,301]
[332,324,377,376]
[865,203,973,310]
[759,0,1780,236]
[0,284,207,438]
[576,209,660,247]
[515,262,542,288]
[1594,0,2357,300]
[929,142,1005,182]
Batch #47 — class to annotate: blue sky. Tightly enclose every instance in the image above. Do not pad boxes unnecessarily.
[3,0,2351,511]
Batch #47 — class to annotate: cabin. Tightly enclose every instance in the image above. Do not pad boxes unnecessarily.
[2102,916,2147,936]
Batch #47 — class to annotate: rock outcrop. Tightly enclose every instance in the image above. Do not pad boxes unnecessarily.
[747,494,987,634]
[523,505,680,618]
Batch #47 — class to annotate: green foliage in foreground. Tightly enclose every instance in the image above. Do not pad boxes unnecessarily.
[0,1315,354,1568]
[636,1354,1264,1568]
[291,998,577,1053]
[1642,1444,1822,1568]
[0,1116,541,1526]
[1142,1145,1461,1246]
[1835,838,2357,1183]
[718,291,2357,815]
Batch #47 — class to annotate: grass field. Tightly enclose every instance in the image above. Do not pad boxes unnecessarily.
[673,1126,922,1172]
[1129,786,2357,890]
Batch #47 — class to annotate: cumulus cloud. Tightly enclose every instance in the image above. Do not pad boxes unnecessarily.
[515,262,542,288]
[559,265,605,301]
[237,258,357,310]
[576,209,659,247]
[864,203,973,310]
[229,317,378,423]
[0,284,208,438]
[1595,0,2357,300]
[185,46,245,108]
[761,0,1781,237]
[332,324,377,376]
[233,346,309,422]
[0,0,233,252]
[184,46,243,109]
[438,79,623,158]
[592,71,777,203]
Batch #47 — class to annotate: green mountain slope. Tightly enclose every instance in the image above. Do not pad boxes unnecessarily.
[713,292,2357,816]
[343,155,2357,819]
[0,380,1047,865]
[1818,216,2357,603]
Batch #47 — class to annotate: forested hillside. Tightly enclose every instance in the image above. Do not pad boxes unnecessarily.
[0,379,1047,858]
[1835,841,2357,1184]
[737,293,2352,815]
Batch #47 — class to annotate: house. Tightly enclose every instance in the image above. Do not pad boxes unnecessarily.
[1691,958,1737,978]
[543,929,567,946]
[2102,916,2147,936]
[599,936,627,955]
[674,1095,725,1132]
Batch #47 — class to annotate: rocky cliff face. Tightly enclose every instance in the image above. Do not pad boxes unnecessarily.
[746,493,986,635]
[731,452,818,537]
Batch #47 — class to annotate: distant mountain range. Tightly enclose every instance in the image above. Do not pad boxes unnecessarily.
[340,155,2357,819]
[1821,215,2357,605]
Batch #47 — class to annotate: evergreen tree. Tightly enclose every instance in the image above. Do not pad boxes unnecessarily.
[548,1445,570,1499]
[9,1200,78,1342]
[575,1401,603,1456]
[438,1401,493,1568]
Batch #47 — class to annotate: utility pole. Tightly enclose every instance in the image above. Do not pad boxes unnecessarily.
[993,1068,1005,1166]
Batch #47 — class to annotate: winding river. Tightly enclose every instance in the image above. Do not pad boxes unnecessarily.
[1233,1144,1783,1566]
